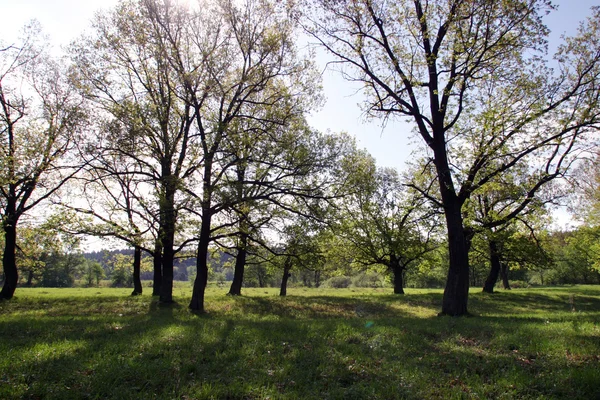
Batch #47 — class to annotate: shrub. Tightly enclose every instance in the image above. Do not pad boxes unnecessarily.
[322,275,352,288]
[351,272,385,288]
[508,280,530,289]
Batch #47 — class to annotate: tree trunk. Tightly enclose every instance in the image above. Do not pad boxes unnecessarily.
[483,240,501,293]
[391,255,405,294]
[131,246,143,296]
[190,207,211,312]
[159,180,177,304]
[152,240,162,296]
[314,270,321,288]
[430,135,470,316]
[228,233,248,296]
[257,268,266,288]
[279,258,292,297]
[26,270,34,286]
[440,199,470,316]
[160,238,174,303]
[1,217,18,300]
[500,263,511,290]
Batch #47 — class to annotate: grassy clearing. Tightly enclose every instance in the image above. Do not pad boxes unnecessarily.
[0,286,599,399]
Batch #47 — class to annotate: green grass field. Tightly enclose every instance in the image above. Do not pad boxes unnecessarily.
[1,285,599,399]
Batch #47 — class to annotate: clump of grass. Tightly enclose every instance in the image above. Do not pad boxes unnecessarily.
[0,286,599,399]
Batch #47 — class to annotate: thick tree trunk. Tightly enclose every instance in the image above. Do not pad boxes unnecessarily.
[160,238,174,303]
[190,207,211,312]
[228,233,248,296]
[152,240,163,296]
[428,133,470,316]
[483,240,501,293]
[1,217,18,300]
[131,246,143,296]
[500,263,511,290]
[391,255,405,294]
[159,181,177,304]
[440,199,470,316]
[279,258,292,297]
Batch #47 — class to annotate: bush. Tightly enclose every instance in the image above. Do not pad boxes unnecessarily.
[111,265,133,287]
[508,280,530,289]
[351,272,385,288]
[322,275,352,288]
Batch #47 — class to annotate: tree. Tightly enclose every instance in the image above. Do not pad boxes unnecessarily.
[0,22,86,299]
[456,162,558,293]
[332,155,440,294]
[80,259,104,287]
[221,126,354,296]
[301,1,600,315]
[545,228,600,285]
[60,149,164,296]
[107,252,152,288]
[569,150,600,226]
[73,0,326,310]
[268,217,324,296]
[71,0,199,302]
[173,0,323,312]
[15,224,52,286]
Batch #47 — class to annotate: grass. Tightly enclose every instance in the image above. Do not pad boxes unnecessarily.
[0,285,599,399]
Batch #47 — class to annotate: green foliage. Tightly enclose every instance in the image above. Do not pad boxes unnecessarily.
[405,247,448,288]
[321,275,352,288]
[0,286,599,399]
[570,151,600,226]
[350,272,387,288]
[329,160,441,292]
[243,262,276,288]
[39,252,84,288]
[105,253,152,288]
[80,260,105,287]
[544,228,600,285]
[15,224,82,287]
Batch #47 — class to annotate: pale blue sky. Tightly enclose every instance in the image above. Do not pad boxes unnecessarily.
[0,0,597,172]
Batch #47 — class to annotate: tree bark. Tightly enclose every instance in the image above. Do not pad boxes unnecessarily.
[26,270,34,286]
[434,153,470,315]
[228,232,248,296]
[159,176,177,303]
[391,255,405,294]
[500,263,511,290]
[152,240,162,296]
[440,199,470,316]
[279,258,292,297]
[1,214,18,300]
[131,245,143,296]
[483,240,501,293]
[190,206,211,312]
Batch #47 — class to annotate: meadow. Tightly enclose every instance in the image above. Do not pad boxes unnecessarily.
[0,285,598,399]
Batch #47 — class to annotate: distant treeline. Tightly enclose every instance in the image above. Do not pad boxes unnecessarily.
[83,249,233,282]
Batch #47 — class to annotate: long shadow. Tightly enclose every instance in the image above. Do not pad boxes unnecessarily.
[1,288,599,399]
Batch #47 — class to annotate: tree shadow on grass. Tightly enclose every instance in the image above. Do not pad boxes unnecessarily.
[1,289,599,399]
[470,290,600,316]
[220,292,446,321]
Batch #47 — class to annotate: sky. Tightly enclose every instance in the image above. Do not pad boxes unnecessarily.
[0,0,598,229]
